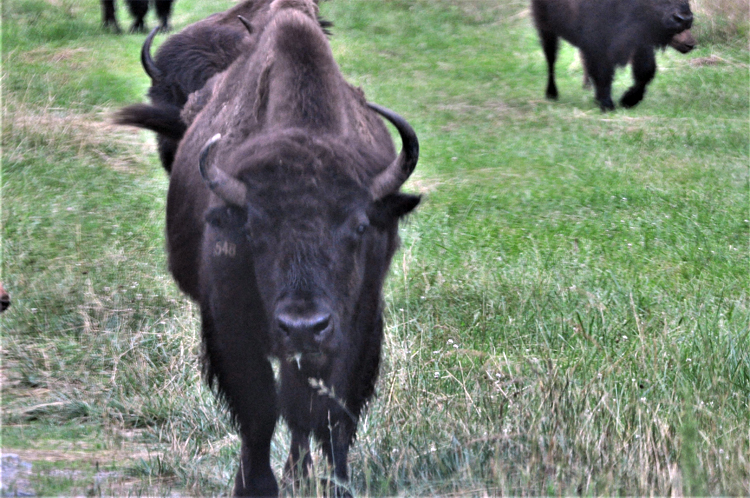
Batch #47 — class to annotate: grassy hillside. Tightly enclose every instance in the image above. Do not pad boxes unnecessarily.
[2,0,748,495]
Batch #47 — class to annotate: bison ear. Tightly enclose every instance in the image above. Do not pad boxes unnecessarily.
[205,205,247,229]
[370,193,421,227]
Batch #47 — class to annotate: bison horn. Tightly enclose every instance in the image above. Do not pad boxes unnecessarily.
[141,27,163,81]
[367,103,419,200]
[199,134,248,207]
[238,15,253,35]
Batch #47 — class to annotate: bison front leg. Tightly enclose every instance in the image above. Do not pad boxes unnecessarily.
[201,310,279,497]
[125,0,149,33]
[582,49,616,111]
[538,30,560,100]
[621,46,656,108]
[101,0,121,33]
[154,0,174,32]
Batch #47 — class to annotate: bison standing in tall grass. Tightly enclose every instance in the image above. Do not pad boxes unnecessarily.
[531,0,694,110]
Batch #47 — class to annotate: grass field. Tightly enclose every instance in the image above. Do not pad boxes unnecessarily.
[2,0,748,495]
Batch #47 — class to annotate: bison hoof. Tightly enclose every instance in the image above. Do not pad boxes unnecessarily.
[620,89,644,108]
[129,23,147,34]
[545,86,558,100]
[598,97,615,112]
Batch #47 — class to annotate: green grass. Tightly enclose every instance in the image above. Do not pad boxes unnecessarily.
[2,0,749,496]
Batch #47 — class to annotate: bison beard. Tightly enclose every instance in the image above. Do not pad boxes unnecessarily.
[531,0,694,110]
[118,1,420,496]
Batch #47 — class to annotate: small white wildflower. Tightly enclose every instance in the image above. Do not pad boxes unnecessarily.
[686,358,692,363]
[453,344,459,349]
[434,371,439,378]
[640,397,646,402]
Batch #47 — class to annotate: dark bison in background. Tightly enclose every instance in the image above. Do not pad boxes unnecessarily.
[581,28,696,88]
[531,0,694,110]
[101,0,175,34]
[118,0,420,496]
[115,1,331,171]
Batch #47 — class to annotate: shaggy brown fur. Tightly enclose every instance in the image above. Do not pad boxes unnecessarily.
[115,0,332,172]
[531,0,694,110]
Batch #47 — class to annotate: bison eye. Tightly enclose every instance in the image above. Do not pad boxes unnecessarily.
[356,223,369,235]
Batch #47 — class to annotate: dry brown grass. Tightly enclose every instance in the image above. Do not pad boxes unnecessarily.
[2,100,153,174]
[691,0,749,42]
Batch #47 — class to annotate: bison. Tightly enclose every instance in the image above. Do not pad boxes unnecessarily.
[118,0,420,496]
[581,28,696,88]
[101,0,175,34]
[531,0,694,110]
[116,1,332,172]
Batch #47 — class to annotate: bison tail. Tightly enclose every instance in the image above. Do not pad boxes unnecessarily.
[114,103,187,141]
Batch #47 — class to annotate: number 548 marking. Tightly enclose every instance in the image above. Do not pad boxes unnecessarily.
[214,241,236,258]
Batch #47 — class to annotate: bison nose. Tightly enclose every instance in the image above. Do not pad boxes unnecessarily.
[277,312,332,342]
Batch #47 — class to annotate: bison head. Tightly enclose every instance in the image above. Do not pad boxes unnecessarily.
[198,105,419,375]
[655,0,694,41]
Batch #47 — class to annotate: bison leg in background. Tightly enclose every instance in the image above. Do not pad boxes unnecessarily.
[101,0,121,33]
[154,0,174,32]
[581,48,616,111]
[539,30,559,100]
[620,46,657,108]
[200,307,279,497]
[126,0,149,33]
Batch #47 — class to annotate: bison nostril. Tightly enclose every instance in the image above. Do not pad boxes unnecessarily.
[310,315,330,337]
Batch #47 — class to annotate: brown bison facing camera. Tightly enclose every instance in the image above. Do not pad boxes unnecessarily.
[118,0,420,496]
[531,0,694,110]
